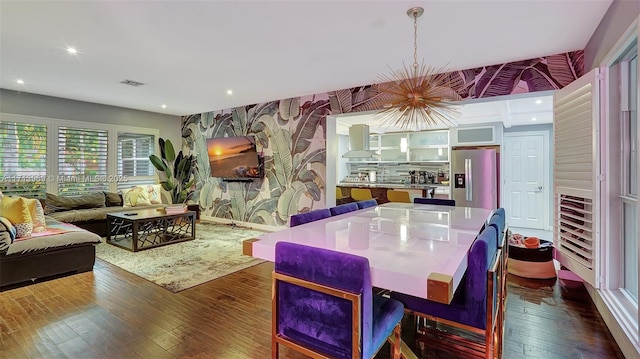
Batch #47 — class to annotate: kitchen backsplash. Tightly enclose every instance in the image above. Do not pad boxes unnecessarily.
[344,162,449,184]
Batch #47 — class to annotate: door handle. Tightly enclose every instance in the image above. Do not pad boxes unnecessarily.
[465,158,472,201]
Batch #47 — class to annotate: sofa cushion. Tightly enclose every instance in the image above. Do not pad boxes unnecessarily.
[47,205,165,223]
[5,217,101,256]
[104,192,123,207]
[23,198,47,233]
[1,196,33,238]
[122,186,152,207]
[45,192,106,214]
[48,207,120,223]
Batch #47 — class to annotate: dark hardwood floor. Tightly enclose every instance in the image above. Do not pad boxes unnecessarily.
[0,259,626,359]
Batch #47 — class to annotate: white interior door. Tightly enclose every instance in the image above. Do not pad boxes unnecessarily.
[503,132,548,229]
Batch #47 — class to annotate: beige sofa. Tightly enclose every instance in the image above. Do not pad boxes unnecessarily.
[44,192,164,236]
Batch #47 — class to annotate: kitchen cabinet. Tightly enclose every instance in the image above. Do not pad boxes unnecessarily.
[377,133,408,161]
[367,130,449,163]
[344,130,451,185]
[409,130,448,146]
[409,148,448,161]
[450,124,503,146]
[408,130,449,162]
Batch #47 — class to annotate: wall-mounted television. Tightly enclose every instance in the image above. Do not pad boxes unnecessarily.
[207,135,262,181]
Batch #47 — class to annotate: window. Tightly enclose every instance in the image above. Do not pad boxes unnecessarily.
[621,49,638,302]
[57,126,109,195]
[1,115,159,195]
[118,133,154,177]
[0,121,47,197]
[116,132,156,191]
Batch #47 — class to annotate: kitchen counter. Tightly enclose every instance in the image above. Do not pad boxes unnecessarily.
[338,182,449,189]
[337,182,451,204]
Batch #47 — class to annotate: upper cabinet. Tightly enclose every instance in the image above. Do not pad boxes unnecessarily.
[408,130,449,162]
[409,130,449,147]
[379,133,408,161]
[366,130,450,163]
[450,124,503,146]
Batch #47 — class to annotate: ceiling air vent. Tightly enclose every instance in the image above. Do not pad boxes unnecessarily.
[120,79,145,87]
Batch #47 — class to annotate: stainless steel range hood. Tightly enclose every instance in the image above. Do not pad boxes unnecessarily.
[342,124,378,158]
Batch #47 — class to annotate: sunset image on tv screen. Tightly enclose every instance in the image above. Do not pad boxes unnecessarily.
[207,136,260,178]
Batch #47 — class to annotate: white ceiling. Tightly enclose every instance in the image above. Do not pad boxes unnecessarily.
[334,92,555,134]
[0,1,611,118]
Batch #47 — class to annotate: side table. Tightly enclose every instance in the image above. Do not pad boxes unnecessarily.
[187,204,201,222]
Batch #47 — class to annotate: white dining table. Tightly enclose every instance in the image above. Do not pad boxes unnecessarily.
[243,202,492,304]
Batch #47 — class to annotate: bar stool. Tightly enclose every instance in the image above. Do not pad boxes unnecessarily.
[387,190,411,203]
[351,188,373,201]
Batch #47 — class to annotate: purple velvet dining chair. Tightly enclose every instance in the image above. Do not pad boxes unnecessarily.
[289,208,331,227]
[356,199,378,209]
[413,198,456,206]
[488,208,508,327]
[272,242,405,359]
[391,226,503,359]
[329,202,359,216]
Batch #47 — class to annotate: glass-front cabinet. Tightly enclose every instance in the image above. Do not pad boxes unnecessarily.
[409,130,448,147]
[367,130,449,162]
[410,148,448,162]
[408,130,449,162]
[375,133,408,161]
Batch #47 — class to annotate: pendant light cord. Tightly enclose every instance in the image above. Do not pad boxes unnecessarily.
[413,11,418,73]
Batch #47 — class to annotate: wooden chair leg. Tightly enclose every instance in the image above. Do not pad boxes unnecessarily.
[391,323,402,359]
[272,338,278,358]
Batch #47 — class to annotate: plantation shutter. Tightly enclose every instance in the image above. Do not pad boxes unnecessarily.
[116,133,155,191]
[0,121,47,197]
[58,126,109,195]
[553,68,602,288]
[117,133,154,177]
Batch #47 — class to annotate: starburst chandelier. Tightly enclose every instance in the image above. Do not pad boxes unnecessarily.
[375,7,464,131]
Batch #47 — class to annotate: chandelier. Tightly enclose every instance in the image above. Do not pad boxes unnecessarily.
[375,7,464,131]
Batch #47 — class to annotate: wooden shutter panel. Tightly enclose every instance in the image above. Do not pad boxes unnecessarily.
[553,68,602,288]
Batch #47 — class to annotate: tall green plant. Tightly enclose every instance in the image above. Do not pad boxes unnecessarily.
[149,138,195,204]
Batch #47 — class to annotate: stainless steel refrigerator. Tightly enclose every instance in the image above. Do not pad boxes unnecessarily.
[451,148,498,210]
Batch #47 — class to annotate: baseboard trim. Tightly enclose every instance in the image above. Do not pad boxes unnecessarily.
[584,284,640,358]
[200,215,282,233]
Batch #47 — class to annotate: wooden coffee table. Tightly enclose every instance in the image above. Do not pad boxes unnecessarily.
[106,209,196,252]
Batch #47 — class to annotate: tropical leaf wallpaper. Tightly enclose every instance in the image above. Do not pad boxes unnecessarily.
[182,51,583,227]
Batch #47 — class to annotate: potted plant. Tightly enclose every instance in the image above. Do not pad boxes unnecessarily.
[149,138,195,206]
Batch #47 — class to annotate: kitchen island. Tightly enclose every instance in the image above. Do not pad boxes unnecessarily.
[337,182,450,204]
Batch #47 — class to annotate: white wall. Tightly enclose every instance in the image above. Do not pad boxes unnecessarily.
[0,89,181,146]
[584,0,640,70]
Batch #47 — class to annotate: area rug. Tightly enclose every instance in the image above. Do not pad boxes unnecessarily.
[95,222,267,292]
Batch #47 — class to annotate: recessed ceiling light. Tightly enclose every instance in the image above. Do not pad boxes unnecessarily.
[16,79,24,84]
[161,104,167,109]
[531,117,537,121]
[226,89,233,96]
[535,99,542,104]
[66,47,77,54]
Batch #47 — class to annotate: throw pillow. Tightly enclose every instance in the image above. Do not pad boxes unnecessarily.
[104,191,123,207]
[145,184,163,204]
[0,216,16,246]
[22,197,47,233]
[122,186,152,207]
[0,196,33,238]
[45,192,106,213]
